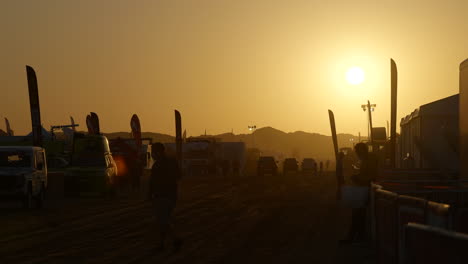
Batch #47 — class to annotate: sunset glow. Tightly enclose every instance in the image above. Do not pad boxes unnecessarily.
[346,67,365,85]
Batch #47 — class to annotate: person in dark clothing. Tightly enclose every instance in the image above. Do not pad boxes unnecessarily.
[340,142,378,245]
[148,143,183,252]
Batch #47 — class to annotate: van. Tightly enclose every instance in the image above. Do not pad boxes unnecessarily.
[0,146,47,208]
[65,134,117,196]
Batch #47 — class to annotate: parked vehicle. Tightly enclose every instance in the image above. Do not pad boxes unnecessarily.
[301,158,317,176]
[0,146,47,208]
[65,134,117,196]
[283,158,299,175]
[257,156,278,176]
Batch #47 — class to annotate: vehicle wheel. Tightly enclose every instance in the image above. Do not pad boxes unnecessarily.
[35,183,45,208]
[22,184,33,209]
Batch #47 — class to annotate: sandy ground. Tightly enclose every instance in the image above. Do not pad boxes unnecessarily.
[0,172,375,264]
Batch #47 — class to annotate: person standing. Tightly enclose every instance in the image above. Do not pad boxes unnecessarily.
[148,143,183,251]
[340,142,378,244]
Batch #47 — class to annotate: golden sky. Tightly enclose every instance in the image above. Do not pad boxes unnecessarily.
[1,0,466,136]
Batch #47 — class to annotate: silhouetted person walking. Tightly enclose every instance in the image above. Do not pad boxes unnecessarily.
[148,143,183,252]
[319,161,323,176]
[340,142,378,245]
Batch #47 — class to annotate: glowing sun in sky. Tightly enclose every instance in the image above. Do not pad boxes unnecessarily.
[346,67,365,85]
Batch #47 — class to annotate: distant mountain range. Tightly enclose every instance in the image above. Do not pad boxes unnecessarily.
[104,127,363,162]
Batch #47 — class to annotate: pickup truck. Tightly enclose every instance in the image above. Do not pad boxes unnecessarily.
[0,146,47,208]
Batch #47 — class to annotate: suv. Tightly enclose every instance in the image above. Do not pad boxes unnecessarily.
[0,146,47,208]
[283,158,299,175]
[257,156,278,176]
[301,158,317,176]
[65,134,117,196]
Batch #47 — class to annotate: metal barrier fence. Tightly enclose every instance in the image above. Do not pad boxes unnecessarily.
[426,201,450,229]
[404,223,468,264]
[371,183,468,264]
[375,189,399,264]
[397,195,427,264]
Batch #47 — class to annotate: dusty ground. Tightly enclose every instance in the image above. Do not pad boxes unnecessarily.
[0,172,375,264]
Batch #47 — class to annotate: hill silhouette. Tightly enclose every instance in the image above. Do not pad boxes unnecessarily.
[104,126,362,162]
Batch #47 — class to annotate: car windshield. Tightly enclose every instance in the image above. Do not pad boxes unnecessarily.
[0,151,32,168]
[75,138,105,153]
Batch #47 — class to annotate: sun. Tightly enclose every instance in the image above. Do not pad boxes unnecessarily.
[346,67,365,85]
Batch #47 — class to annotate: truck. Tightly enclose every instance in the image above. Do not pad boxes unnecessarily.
[64,133,118,196]
[0,146,47,208]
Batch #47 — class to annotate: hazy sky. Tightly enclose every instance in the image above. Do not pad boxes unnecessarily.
[1,0,467,136]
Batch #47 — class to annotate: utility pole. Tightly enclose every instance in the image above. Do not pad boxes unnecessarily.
[361,101,376,145]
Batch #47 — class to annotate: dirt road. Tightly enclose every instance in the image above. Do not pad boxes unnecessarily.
[0,173,375,263]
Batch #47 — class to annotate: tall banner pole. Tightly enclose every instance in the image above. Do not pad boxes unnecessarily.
[328,110,339,159]
[5,118,13,136]
[329,110,342,200]
[390,59,398,168]
[130,114,142,158]
[460,59,468,180]
[70,116,76,132]
[90,112,100,135]
[86,114,94,134]
[26,65,43,147]
[175,110,183,172]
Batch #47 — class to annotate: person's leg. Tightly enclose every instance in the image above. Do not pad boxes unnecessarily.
[167,199,183,252]
[354,208,367,241]
[339,209,357,245]
[155,198,171,249]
